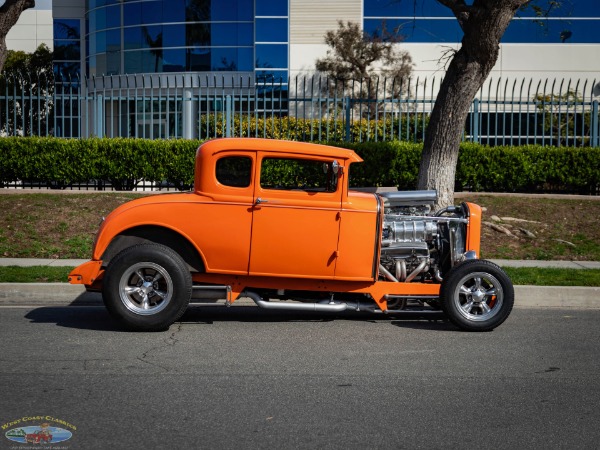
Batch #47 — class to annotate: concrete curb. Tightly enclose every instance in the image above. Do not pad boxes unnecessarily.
[1,283,598,310]
[2,258,600,269]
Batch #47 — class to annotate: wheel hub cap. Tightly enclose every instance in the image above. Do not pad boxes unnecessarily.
[454,272,503,322]
[118,262,173,316]
[471,288,486,304]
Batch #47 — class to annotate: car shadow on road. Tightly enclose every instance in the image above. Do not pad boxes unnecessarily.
[25,306,123,332]
[23,305,455,332]
[184,305,455,330]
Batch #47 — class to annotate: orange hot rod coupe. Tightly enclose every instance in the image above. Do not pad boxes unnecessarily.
[69,138,514,332]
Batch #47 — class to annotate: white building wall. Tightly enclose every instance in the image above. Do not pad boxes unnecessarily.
[291,41,599,97]
[6,9,54,52]
[290,0,362,44]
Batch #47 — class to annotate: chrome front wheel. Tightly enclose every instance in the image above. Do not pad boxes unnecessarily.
[441,260,514,331]
[453,271,503,322]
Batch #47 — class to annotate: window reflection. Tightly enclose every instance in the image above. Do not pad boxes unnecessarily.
[122,47,253,73]
[256,69,288,84]
[364,0,451,18]
[54,19,80,39]
[255,0,287,17]
[256,18,287,42]
[86,0,291,75]
[363,0,600,43]
[504,18,600,43]
[185,0,210,22]
[364,19,462,43]
[53,62,80,81]
[256,44,288,69]
[364,17,600,44]
[54,40,81,60]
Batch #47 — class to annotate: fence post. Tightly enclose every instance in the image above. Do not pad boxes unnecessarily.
[94,94,104,138]
[592,100,599,148]
[183,87,193,139]
[472,98,480,143]
[345,96,351,142]
[225,94,232,138]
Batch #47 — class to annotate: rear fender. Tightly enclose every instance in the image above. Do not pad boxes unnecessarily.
[99,225,206,273]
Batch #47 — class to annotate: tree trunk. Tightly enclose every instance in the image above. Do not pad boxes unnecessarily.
[0,0,35,72]
[418,1,527,209]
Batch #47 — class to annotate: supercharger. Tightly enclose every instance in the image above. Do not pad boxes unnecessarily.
[377,190,474,284]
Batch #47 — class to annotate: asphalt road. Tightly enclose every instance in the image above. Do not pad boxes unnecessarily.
[1,305,599,449]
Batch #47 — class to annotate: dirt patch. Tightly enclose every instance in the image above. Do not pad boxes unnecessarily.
[458,194,600,261]
[0,192,599,260]
[0,193,144,258]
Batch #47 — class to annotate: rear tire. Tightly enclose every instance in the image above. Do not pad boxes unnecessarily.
[440,260,514,332]
[102,243,192,331]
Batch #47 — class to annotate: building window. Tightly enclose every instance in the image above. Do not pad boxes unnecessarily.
[363,0,600,43]
[88,0,259,75]
[53,18,82,81]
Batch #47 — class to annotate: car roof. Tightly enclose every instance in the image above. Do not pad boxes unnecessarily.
[198,138,363,163]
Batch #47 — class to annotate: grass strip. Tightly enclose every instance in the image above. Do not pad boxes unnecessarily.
[501,267,600,287]
[1,265,599,287]
[0,266,74,283]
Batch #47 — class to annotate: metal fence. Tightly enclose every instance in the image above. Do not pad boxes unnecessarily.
[1,72,599,147]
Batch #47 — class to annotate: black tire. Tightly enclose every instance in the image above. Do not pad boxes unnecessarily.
[102,243,192,331]
[440,259,514,332]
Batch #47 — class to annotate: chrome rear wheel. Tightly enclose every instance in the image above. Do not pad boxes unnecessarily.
[103,243,192,331]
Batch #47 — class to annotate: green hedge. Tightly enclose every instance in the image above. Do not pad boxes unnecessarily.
[331,141,600,194]
[199,114,427,142]
[0,137,598,194]
[0,138,199,190]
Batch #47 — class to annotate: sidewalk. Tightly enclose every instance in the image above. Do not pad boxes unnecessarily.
[0,258,599,309]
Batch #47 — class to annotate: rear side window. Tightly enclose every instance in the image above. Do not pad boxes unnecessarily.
[216,156,252,188]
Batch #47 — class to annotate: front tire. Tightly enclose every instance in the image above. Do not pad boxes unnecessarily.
[440,260,514,331]
[102,243,192,331]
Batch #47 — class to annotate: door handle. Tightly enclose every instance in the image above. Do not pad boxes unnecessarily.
[255,197,269,205]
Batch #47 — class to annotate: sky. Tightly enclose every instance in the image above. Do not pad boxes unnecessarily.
[36,0,52,9]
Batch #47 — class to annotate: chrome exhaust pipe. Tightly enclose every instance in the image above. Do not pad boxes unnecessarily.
[244,291,348,313]
[405,260,427,283]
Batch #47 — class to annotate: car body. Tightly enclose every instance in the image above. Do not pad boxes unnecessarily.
[69,138,514,331]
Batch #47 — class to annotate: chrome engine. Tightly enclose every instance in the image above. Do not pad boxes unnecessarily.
[378,190,473,283]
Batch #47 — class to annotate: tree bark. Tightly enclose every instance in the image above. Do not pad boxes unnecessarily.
[0,0,35,72]
[418,0,528,208]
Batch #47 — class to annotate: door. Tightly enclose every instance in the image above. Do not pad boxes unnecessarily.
[249,155,343,279]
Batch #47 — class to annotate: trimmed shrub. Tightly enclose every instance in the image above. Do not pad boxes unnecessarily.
[0,137,598,194]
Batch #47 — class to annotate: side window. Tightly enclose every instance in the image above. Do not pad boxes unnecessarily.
[216,156,252,188]
[260,158,338,193]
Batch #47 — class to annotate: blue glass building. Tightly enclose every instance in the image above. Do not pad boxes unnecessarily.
[50,0,599,138]
[53,0,599,82]
[53,0,290,82]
